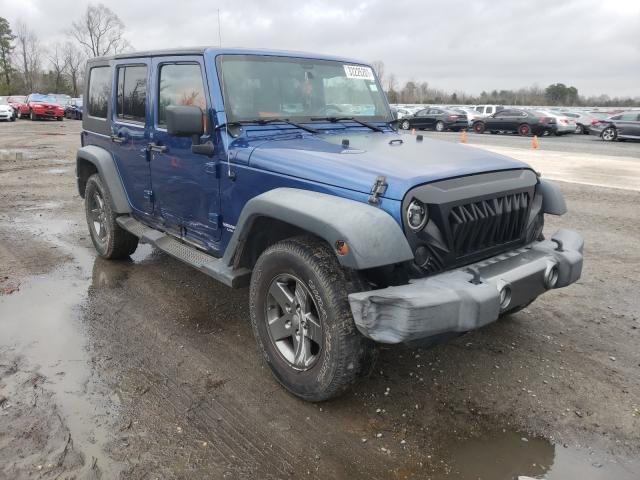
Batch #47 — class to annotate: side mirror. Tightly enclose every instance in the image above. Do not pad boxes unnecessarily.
[165,105,215,157]
[166,105,204,137]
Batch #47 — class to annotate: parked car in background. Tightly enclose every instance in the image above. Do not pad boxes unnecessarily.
[19,94,65,121]
[7,95,27,118]
[64,98,83,119]
[589,111,640,141]
[399,107,468,131]
[453,107,485,127]
[536,110,576,136]
[0,97,16,121]
[49,93,72,106]
[474,104,504,116]
[472,109,556,136]
[395,107,414,119]
[559,111,604,134]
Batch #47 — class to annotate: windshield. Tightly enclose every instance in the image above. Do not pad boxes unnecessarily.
[30,94,58,103]
[217,55,391,123]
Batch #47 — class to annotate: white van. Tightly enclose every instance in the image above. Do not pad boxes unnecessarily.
[475,105,504,116]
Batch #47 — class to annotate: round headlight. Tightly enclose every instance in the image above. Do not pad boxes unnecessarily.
[407,199,428,231]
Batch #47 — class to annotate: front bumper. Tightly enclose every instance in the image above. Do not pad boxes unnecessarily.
[349,229,583,343]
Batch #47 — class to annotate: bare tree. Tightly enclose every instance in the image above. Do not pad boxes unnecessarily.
[70,3,130,58]
[370,60,385,86]
[14,21,41,91]
[48,43,67,93]
[64,42,85,96]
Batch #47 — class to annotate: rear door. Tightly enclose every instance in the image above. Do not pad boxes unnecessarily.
[149,56,221,249]
[110,59,153,215]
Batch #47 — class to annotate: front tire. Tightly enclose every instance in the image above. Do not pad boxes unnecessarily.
[30,111,37,121]
[400,119,410,130]
[473,122,485,134]
[250,236,376,402]
[435,120,445,132]
[84,174,139,259]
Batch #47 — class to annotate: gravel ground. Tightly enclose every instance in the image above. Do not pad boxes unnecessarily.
[0,119,639,479]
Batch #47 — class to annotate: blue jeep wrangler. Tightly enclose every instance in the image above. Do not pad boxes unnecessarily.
[76,48,583,401]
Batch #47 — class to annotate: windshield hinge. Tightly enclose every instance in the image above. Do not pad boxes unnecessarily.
[368,176,388,205]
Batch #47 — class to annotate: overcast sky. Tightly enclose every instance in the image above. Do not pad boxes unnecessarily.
[2,0,639,97]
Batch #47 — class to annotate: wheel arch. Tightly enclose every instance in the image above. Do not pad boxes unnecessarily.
[224,188,414,271]
[76,145,131,213]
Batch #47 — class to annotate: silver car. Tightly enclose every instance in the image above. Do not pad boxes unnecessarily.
[537,110,576,135]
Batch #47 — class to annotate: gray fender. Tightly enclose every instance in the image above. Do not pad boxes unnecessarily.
[76,145,131,213]
[223,188,414,270]
[538,179,566,215]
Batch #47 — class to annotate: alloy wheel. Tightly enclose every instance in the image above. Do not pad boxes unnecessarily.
[265,273,323,371]
[602,127,616,141]
[89,191,109,242]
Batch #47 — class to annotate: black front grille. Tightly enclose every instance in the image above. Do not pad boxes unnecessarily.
[449,192,529,257]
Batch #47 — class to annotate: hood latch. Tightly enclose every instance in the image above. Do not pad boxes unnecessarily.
[368,176,388,205]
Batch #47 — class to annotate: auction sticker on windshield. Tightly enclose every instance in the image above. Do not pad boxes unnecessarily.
[343,65,375,81]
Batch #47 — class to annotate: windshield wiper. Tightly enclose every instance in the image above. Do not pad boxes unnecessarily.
[217,118,319,134]
[310,116,385,133]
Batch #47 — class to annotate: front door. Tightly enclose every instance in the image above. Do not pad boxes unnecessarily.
[149,56,221,251]
[110,59,153,215]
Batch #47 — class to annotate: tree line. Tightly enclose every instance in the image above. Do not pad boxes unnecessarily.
[0,3,130,97]
[371,61,639,108]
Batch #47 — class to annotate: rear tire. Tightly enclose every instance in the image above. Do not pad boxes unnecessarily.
[518,124,531,136]
[84,174,139,259]
[601,127,617,141]
[250,236,376,402]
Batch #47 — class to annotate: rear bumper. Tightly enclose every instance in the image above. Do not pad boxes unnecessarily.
[349,229,583,344]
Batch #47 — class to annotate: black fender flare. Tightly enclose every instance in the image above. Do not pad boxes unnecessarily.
[223,188,414,270]
[538,178,567,215]
[76,145,131,213]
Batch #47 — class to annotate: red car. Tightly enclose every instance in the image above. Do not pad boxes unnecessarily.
[7,95,26,117]
[19,94,65,121]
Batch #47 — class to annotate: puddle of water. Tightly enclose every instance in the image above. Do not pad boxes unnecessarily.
[440,430,639,480]
[0,215,122,476]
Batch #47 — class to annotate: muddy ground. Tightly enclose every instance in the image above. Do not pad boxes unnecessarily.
[0,120,639,479]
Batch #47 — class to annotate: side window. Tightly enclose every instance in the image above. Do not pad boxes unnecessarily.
[619,113,637,121]
[158,63,206,127]
[116,65,147,123]
[88,66,111,118]
[610,115,622,120]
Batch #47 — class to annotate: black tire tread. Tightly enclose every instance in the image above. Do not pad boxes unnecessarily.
[250,235,376,402]
[85,173,138,259]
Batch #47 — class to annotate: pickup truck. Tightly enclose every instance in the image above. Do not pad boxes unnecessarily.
[76,47,583,401]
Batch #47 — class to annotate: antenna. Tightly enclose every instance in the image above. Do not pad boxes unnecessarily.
[217,11,234,179]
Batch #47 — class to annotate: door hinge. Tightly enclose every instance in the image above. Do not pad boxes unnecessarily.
[208,213,221,229]
[204,161,219,178]
[368,176,388,205]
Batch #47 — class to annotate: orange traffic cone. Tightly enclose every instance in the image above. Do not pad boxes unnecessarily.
[532,135,539,149]
[460,130,467,144]
[411,128,416,135]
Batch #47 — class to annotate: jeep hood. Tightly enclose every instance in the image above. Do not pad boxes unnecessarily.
[245,132,531,200]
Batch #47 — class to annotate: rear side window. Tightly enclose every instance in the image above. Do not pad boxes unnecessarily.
[158,63,206,126]
[116,65,147,123]
[619,113,637,121]
[88,66,111,118]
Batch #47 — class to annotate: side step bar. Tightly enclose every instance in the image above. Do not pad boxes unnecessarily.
[116,215,251,288]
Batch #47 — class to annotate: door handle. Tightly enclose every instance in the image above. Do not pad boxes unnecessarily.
[110,135,125,144]
[147,143,168,153]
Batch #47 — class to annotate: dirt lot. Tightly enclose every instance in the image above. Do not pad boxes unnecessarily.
[1,119,639,479]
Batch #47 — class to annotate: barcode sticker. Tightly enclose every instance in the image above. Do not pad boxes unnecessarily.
[343,65,375,81]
